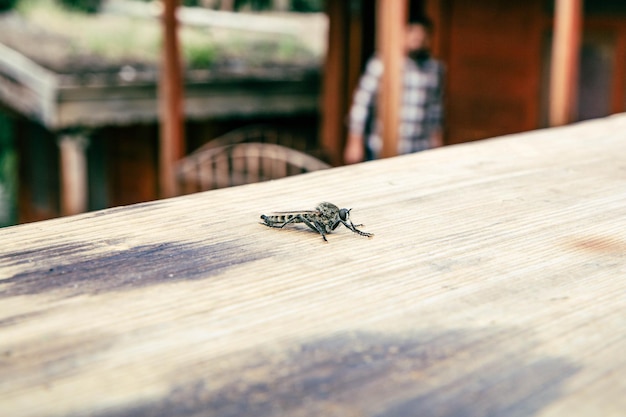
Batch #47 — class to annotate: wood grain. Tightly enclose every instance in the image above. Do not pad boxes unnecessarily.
[1,115,626,416]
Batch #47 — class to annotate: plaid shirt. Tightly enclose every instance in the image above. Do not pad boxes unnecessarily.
[348,55,444,158]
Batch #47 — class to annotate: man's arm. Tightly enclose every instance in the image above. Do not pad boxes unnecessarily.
[344,132,366,164]
[345,57,382,164]
[426,62,445,149]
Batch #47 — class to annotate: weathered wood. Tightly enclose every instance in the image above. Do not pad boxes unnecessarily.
[1,115,626,416]
[0,43,319,130]
[54,76,319,128]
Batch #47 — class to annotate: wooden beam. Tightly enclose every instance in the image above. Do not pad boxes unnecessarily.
[549,0,583,126]
[378,0,407,158]
[0,43,58,128]
[159,0,185,198]
[58,134,89,216]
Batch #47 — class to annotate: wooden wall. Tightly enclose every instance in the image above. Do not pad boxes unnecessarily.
[435,0,544,144]
[321,0,547,154]
[14,115,320,224]
[325,0,626,149]
[16,120,59,223]
[423,0,626,143]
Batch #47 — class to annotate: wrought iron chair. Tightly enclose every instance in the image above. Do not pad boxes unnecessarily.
[176,129,330,194]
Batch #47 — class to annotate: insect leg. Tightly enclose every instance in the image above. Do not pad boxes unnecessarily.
[289,215,328,241]
[331,220,364,231]
[264,214,328,241]
[341,220,374,238]
[301,217,328,241]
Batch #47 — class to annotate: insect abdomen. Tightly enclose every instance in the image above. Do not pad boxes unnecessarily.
[261,214,303,225]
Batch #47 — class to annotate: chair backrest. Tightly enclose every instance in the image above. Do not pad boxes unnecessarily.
[193,124,321,155]
[176,142,331,194]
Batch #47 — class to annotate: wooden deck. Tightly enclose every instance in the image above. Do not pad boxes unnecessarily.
[1,114,626,416]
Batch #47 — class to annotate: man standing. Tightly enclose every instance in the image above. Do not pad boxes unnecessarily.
[344,17,444,163]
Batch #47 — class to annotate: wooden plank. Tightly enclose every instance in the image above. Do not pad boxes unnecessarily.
[1,115,626,416]
[549,0,583,126]
[106,0,308,37]
[55,79,319,128]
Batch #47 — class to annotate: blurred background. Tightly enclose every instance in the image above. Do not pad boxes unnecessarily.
[1,0,625,226]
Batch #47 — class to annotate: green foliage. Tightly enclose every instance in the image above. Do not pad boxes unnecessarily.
[15,0,318,69]
[184,41,216,68]
[0,0,19,12]
[182,0,200,6]
[56,0,101,13]
[291,0,323,12]
[0,113,17,227]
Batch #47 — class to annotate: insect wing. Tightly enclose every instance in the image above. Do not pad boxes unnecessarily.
[267,210,320,216]
[261,209,322,227]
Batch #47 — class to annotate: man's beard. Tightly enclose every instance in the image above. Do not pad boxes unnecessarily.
[409,49,431,66]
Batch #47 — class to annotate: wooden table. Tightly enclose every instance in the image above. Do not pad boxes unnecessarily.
[2,115,626,417]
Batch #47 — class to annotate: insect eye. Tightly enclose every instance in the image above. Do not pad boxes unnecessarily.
[339,208,349,221]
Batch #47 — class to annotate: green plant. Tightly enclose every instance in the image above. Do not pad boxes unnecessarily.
[56,0,102,13]
[0,0,19,12]
[0,113,17,227]
[184,41,216,68]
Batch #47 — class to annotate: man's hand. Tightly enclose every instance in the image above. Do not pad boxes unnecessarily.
[344,133,365,164]
[430,129,443,148]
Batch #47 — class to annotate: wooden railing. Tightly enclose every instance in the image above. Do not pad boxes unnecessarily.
[1,115,625,416]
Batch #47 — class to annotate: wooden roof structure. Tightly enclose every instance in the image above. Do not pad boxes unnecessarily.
[0,40,318,130]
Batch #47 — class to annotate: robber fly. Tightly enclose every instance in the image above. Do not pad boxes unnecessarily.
[260,202,374,242]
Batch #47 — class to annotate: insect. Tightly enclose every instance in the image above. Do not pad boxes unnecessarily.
[260,202,374,242]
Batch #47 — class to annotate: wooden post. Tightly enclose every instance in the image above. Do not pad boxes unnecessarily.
[549,0,583,126]
[59,133,89,216]
[159,0,185,198]
[378,0,407,158]
[220,0,234,11]
[320,1,349,166]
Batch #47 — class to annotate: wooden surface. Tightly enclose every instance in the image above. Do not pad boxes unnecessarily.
[1,115,626,416]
